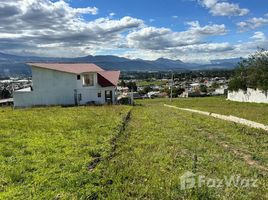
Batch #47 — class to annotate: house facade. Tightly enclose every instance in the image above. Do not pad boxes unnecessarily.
[14,63,120,107]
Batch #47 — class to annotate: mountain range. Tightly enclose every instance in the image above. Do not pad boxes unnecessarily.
[0,52,241,76]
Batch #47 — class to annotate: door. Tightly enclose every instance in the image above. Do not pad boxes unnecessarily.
[74,89,78,105]
[105,90,113,104]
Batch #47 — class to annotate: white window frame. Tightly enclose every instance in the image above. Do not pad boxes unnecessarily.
[83,73,94,87]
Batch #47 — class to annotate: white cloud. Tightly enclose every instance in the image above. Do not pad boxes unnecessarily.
[251,32,266,42]
[186,21,227,35]
[234,32,268,54]
[124,31,268,63]
[237,16,268,31]
[174,42,233,53]
[199,0,249,16]
[127,21,227,50]
[0,0,263,63]
[201,0,218,8]
[74,7,98,15]
[0,0,144,57]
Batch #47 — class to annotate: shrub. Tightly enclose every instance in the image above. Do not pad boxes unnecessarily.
[228,49,268,91]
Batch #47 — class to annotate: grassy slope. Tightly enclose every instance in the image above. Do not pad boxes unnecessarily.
[0,106,130,199]
[100,103,268,199]
[138,96,268,125]
[1,97,267,199]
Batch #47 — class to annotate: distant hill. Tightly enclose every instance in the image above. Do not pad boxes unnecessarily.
[0,52,240,76]
[211,58,242,64]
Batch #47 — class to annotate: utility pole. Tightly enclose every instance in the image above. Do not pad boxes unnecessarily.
[170,72,174,102]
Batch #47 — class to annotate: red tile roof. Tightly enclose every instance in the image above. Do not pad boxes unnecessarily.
[27,63,104,74]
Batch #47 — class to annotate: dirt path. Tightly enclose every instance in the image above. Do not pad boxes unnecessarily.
[164,104,268,132]
[88,109,132,171]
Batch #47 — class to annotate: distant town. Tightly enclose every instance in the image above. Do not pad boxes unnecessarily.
[118,71,231,100]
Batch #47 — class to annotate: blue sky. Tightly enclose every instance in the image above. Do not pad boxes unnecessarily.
[0,0,268,62]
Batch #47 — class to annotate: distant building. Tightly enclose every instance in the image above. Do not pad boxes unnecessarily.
[14,63,120,107]
[147,91,160,98]
[117,86,129,93]
[213,86,228,95]
[132,92,142,99]
[180,90,189,98]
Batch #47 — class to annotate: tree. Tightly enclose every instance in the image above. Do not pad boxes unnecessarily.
[165,87,185,98]
[211,82,220,89]
[0,88,11,99]
[118,80,126,87]
[126,81,137,92]
[228,49,268,91]
[139,86,153,95]
[200,85,208,93]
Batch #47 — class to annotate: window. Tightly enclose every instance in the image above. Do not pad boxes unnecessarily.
[83,74,94,86]
[77,75,81,80]
[97,92,101,98]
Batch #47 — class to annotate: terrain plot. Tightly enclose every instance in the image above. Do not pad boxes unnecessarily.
[0,98,267,199]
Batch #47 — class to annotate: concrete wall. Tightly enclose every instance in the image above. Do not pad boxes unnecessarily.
[228,88,268,103]
[14,90,35,107]
[77,87,115,105]
[14,67,77,107]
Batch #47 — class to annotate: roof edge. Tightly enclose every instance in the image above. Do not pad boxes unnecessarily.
[26,63,105,74]
[28,64,77,75]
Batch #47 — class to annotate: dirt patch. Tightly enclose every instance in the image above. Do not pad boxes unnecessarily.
[88,109,132,171]
[108,110,132,160]
[88,157,102,171]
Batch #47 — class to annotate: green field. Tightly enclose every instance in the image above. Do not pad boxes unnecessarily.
[0,106,131,199]
[139,96,268,125]
[0,98,267,199]
[136,80,168,87]
[100,102,268,199]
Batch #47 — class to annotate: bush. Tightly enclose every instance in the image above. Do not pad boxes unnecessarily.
[0,88,11,99]
[228,49,268,91]
[228,77,247,92]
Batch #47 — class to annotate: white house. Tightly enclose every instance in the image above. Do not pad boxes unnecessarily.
[14,63,120,107]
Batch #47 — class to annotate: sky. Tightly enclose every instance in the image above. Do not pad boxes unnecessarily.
[0,0,268,63]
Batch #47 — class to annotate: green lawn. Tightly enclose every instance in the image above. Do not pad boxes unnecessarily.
[0,106,131,199]
[99,103,268,199]
[136,80,168,87]
[138,96,268,125]
[0,98,267,199]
